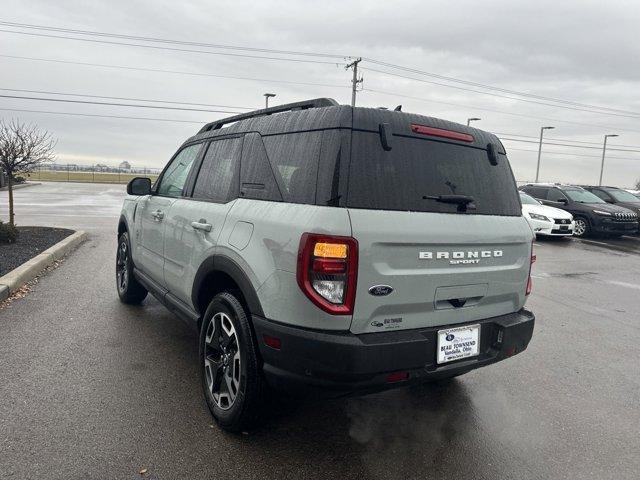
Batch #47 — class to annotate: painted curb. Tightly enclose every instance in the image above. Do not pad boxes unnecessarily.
[0,230,87,301]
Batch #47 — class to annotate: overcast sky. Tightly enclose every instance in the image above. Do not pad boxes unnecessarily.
[2,0,640,187]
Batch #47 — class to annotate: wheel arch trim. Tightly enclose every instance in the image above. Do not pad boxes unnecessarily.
[192,254,265,318]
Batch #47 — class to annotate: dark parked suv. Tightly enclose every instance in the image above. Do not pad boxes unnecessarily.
[581,186,640,230]
[519,183,638,237]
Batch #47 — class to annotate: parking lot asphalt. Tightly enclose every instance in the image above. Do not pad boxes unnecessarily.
[1,182,639,480]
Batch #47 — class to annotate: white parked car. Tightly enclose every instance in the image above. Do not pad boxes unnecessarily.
[520,192,574,237]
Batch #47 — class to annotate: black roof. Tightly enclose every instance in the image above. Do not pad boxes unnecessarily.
[184,97,504,152]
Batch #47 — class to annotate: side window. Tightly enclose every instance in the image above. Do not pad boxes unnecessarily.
[157,144,201,197]
[547,188,567,202]
[262,131,322,204]
[192,137,242,202]
[591,189,611,201]
[240,133,283,202]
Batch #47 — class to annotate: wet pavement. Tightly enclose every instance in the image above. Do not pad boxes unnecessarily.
[1,182,639,479]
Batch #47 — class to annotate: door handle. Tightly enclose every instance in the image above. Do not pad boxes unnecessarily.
[191,220,212,232]
[151,209,164,221]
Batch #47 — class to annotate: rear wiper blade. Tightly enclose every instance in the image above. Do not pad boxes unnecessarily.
[422,194,476,212]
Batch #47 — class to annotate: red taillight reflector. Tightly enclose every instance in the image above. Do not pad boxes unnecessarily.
[386,371,409,383]
[263,335,281,350]
[410,124,474,142]
[312,258,347,274]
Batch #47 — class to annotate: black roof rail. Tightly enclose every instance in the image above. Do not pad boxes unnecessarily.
[197,98,339,134]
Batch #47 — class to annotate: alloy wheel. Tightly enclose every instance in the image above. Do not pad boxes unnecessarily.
[116,241,128,292]
[204,312,241,410]
[574,219,587,237]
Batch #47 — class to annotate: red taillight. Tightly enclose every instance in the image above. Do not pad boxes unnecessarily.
[312,258,347,274]
[410,124,474,142]
[526,242,536,296]
[297,233,358,315]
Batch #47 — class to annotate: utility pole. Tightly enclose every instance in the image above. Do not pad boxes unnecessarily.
[535,126,555,183]
[599,134,619,186]
[346,58,363,107]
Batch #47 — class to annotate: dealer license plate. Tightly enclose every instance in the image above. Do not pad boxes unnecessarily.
[437,324,480,364]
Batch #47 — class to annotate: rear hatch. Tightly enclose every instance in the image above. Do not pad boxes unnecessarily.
[346,123,532,334]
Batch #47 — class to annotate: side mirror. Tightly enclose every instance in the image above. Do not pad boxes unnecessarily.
[127,177,152,196]
[604,198,614,203]
[558,198,568,204]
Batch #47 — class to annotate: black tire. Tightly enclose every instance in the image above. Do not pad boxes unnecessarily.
[199,292,264,432]
[116,232,148,304]
[572,216,590,237]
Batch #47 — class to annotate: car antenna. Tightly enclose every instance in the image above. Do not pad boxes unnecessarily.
[394,105,402,111]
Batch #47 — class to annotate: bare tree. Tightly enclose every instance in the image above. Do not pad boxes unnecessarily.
[0,119,56,226]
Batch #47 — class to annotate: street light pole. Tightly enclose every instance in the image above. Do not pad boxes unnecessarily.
[263,93,276,108]
[535,126,555,182]
[599,134,619,186]
[467,117,481,126]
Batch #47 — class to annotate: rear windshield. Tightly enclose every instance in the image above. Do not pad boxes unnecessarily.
[347,132,521,216]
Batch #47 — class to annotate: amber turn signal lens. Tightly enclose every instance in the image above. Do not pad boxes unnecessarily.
[313,242,347,259]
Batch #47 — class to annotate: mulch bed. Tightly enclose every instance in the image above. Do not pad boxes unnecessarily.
[0,227,74,276]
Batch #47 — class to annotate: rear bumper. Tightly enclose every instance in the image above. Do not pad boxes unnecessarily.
[252,309,535,396]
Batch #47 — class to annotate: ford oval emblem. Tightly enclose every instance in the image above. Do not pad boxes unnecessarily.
[368,285,394,296]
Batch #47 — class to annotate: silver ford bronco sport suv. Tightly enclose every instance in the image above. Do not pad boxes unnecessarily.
[116,98,535,431]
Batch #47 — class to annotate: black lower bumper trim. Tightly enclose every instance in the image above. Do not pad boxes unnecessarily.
[252,309,535,395]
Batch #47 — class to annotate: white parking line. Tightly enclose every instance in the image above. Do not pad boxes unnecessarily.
[603,280,640,290]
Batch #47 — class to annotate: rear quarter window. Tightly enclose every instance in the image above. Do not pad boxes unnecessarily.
[347,131,521,216]
[262,131,322,204]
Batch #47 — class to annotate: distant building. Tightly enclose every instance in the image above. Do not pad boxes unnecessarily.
[119,161,131,171]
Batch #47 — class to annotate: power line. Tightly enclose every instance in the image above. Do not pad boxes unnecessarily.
[499,136,640,154]
[361,66,640,119]
[0,93,246,114]
[0,107,206,123]
[362,57,638,116]
[0,87,253,110]
[363,88,640,134]
[0,20,350,60]
[0,54,347,89]
[505,146,638,161]
[494,131,640,150]
[4,20,634,119]
[0,28,342,65]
